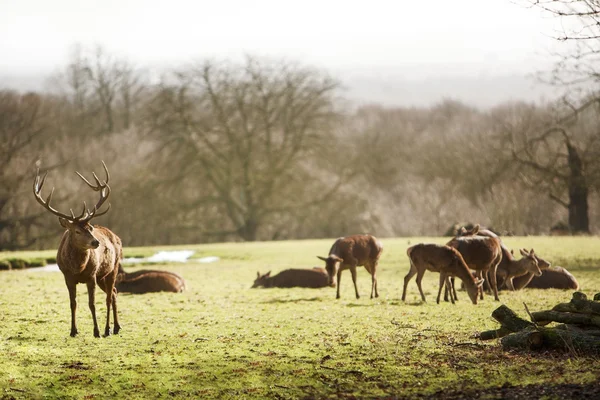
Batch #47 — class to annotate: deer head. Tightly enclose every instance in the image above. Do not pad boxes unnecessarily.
[251,271,271,288]
[317,255,343,286]
[33,162,111,250]
[519,248,542,277]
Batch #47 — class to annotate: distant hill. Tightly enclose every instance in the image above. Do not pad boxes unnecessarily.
[0,67,561,109]
[336,69,561,109]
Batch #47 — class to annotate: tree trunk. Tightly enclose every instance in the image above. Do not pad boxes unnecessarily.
[566,142,589,234]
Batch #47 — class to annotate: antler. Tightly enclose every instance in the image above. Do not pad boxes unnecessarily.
[32,162,112,223]
[33,169,86,220]
[76,161,111,223]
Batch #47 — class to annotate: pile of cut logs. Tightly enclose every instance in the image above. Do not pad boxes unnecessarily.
[480,292,600,354]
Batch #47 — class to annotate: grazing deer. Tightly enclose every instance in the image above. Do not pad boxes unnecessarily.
[446,234,502,301]
[402,243,483,304]
[317,234,383,299]
[33,162,122,337]
[251,268,331,289]
[116,269,186,293]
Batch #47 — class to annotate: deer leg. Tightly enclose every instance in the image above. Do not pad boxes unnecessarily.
[112,287,120,335]
[336,269,342,299]
[446,276,455,304]
[415,269,427,302]
[505,276,516,291]
[490,256,501,301]
[350,265,360,299]
[368,263,379,299]
[451,277,458,301]
[401,261,418,302]
[475,270,484,300]
[436,273,446,304]
[86,281,100,338]
[66,280,78,337]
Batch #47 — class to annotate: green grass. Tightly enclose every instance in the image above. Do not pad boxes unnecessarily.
[1,236,600,399]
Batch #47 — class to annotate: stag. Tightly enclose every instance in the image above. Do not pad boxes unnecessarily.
[33,162,122,337]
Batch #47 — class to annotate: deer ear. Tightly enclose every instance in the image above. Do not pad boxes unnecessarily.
[266,271,271,277]
[59,217,69,228]
[257,271,261,278]
[472,224,479,235]
[519,248,528,257]
[317,256,328,262]
[458,227,467,235]
[530,248,535,255]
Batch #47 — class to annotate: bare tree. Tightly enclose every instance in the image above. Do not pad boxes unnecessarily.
[147,57,346,241]
[0,91,54,249]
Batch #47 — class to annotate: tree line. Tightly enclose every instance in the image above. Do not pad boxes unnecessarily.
[1,40,599,250]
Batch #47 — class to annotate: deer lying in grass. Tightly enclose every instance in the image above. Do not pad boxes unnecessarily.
[513,266,579,290]
[317,234,383,299]
[402,243,483,304]
[251,268,331,289]
[33,162,122,337]
[116,268,186,293]
[446,233,502,301]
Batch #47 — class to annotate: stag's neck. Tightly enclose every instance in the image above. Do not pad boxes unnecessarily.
[57,231,92,275]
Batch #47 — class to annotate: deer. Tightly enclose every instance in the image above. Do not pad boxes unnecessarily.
[116,268,186,293]
[455,225,548,291]
[402,243,484,304]
[33,162,122,338]
[509,253,552,290]
[251,268,331,289]
[513,266,579,290]
[317,234,383,299]
[495,248,541,291]
[446,234,503,301]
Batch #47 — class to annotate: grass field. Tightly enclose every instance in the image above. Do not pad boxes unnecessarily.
[1,236,600,399]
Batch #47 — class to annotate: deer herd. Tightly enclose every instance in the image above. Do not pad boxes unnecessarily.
[32,163,580,338]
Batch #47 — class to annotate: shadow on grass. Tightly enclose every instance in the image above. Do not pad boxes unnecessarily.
[260,297,324,304]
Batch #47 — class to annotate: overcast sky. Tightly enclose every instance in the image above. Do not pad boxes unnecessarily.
[0,0,568,105]
[1,0,560,72]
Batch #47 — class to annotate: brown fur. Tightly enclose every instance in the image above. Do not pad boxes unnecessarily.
[34,163,122,337]
[457,225,549,291]
[116,269,186,293]
[317,234,383,299]
[447,235,503,301]
[517,266,579,290]
[251,268,330,289]
[402,243,483,304]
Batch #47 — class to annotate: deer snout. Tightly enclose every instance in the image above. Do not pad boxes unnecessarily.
[90,239,100,248]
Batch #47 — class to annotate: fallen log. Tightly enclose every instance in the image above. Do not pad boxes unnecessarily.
[480,293,600,354]
[500,327,600,354]
[479,305,534,340]
[551,292,600,316]
[531,310,600,328]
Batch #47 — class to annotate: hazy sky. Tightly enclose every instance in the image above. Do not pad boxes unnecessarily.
[1,0,560,76]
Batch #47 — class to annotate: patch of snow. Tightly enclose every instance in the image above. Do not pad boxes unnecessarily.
[30,263,60,272]
[197,256,220,263]
[146,250,195,263]
[27,250,205,272]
